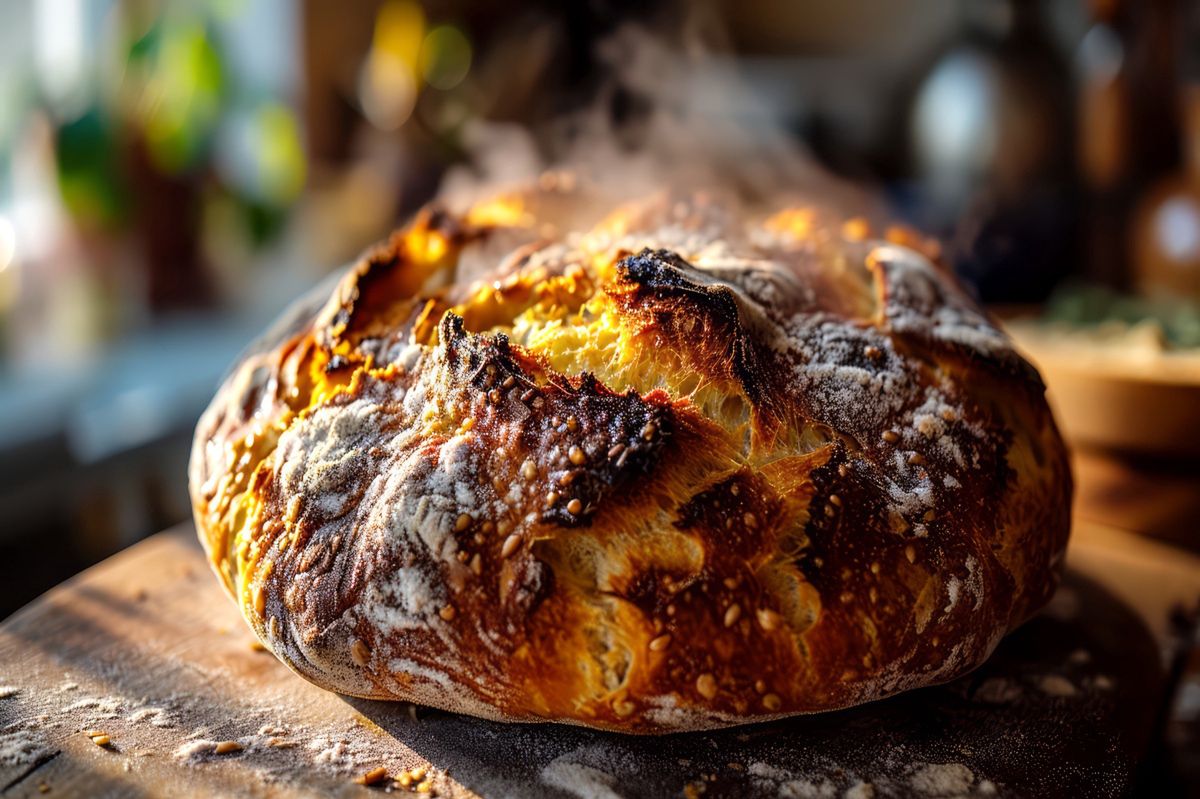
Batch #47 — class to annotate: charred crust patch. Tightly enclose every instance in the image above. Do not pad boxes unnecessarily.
[801,446,895,558]
[438,313,673,528]
[324,353,352,373]
[675,470,779,561]
[612,249,781,416]
[325,209,466,349]
[504,556,554,617]
[327,244,407,343]
[869,248,1042,387]
[439,312,530,389]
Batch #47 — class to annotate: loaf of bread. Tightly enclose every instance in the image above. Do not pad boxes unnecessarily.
[189,182,1071,732]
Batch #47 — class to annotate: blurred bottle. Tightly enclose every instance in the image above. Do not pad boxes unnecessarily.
[907,0,1077,303]
[1132,88,1200,302]
[1077,0,1131,290]
[1077,0,1182,290]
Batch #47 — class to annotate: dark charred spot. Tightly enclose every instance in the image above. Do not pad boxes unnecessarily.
[616,250,742,334]
[331,307,352,333]
[327,246,405,343]
[675,470,777,561]
[537,383,676,525]
[535,382,672,528]
[326,208,468,349]
[437,312,673,529]
[439,313,535,393]
[620,249,739,300]
[506,557,554,617]
[612,248,782,419]
[794,445,896,580]
[325,354,351,373]
[608,565,701,618]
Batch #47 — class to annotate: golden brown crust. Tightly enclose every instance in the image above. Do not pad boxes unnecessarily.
[189,185,1071,732]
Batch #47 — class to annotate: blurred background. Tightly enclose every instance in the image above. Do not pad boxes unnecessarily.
[0,0,1198,782]
[0,0,1194,590]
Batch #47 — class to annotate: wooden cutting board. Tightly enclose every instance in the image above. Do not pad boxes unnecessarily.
[0,522,1181,798]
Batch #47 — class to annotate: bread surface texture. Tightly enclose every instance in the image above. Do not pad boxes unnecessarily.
[189,184,1071,733]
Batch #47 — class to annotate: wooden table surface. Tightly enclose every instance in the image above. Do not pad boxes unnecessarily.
[0,520,1195,799]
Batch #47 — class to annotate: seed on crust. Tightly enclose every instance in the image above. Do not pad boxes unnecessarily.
[908,452,925,465]
[905,544,917,563]
[696,673,718,700]
[214,741,243,755]
[501,534,521,558]
[762,693,783,711]
[743,512,758,529]
[754,679,767,695]
[641,422,657,441]
[828,494,842,507]
[608,443,625,459]
[649,634,671,652]
[521,460,537,480]
[882,430,900,444]
[723,604,742,628]
[568,445,586,465]
[439,605,456,622]
[351,639,371,666]
[88,732,111,747]
[470,553,482,575]
[455,513,472,532]
[355,766,388,786]
[756,608,782,631]
[567,415,579,432]
[545,490,560,506]
[566,498,583,515]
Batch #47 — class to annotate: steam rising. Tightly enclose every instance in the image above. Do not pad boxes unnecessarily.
[440,26,881,224]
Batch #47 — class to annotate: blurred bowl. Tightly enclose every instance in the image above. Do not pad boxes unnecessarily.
[1006,318,1200,457]
[1004,315,1200,549]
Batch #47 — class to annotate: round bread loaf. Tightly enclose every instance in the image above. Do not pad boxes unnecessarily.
[189,182,1071,733]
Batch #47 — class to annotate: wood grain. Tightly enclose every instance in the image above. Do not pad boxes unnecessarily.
[0,521,1184,798]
